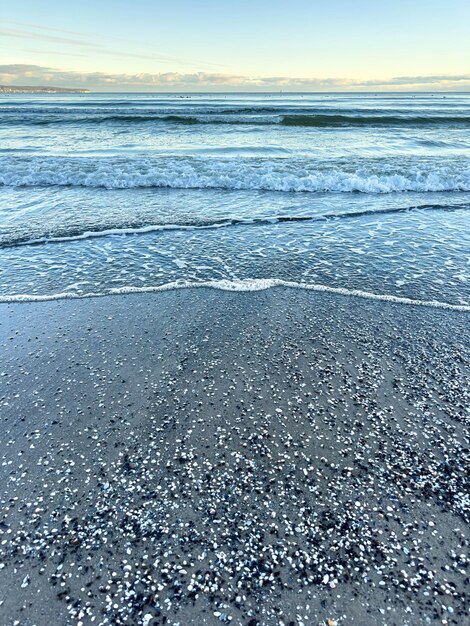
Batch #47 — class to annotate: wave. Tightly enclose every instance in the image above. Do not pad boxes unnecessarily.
[280,114,470,127]
[2,203,468,249]
[0,113,274,126]
[1,279,468,312]
[1,156,470,192]
[2,112,470,127]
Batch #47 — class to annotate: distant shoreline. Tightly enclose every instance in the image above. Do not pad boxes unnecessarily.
[1,87,469,94]
[0,85,89,93]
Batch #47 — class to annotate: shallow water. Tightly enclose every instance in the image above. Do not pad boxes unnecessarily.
[0,92,469,306]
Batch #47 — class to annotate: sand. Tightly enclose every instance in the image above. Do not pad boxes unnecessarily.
[0,288,468,626]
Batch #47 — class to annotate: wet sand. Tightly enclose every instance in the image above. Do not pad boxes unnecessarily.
[0,288,468,626]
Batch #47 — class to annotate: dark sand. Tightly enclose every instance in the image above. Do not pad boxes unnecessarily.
[0,288,468,626]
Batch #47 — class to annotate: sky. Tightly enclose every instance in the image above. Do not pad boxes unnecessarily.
[1,0,470,91]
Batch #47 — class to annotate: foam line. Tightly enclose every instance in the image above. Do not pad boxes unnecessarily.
[2,202,468,249]
[1,279,468,312]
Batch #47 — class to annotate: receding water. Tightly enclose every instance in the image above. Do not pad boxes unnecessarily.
[0,92,469,307]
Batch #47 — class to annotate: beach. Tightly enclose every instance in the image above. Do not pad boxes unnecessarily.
[1,288,468,626]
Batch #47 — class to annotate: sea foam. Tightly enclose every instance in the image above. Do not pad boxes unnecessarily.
[1,279,469,311]
[1,156,470,193]
[2,202,468,249]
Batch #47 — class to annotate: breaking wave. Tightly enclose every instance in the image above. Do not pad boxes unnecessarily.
[1,156,469,193]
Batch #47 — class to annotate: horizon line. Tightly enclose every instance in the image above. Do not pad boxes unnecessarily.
[2,88,470,94]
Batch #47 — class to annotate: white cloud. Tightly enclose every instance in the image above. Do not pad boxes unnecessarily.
[1,64,469,91]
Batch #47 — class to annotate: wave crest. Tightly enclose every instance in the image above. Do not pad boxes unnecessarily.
[2,112,470,128]
[1,156,470,193]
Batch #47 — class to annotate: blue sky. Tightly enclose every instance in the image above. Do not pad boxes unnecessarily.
[1,0,470,90]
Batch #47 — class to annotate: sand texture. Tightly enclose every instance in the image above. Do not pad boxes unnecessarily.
[0,289,468,626]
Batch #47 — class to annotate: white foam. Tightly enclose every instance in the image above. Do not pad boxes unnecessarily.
[4,203,469,249]
[10,221,239,247]
[1,156,469,193]
[1,279,468,312]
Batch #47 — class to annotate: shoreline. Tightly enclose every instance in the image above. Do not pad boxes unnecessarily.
[0,288,468,625]
[1,279,469,312]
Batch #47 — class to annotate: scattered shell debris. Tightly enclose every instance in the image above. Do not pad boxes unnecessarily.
[0,289,468,625]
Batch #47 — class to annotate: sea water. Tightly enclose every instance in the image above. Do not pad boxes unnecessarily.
[0,92,469,307]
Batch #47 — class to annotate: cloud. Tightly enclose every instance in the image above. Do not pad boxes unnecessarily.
[362,74,470,86]
[4,19,98,38]
[1,27,177,61]
[1,22,225,69]
[0,28,100,48]
[1,64,469,91]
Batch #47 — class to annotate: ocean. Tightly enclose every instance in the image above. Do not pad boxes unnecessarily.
[0,92,469,308]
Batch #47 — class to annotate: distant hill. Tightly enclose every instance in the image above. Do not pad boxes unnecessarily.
[0,85,90,93]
